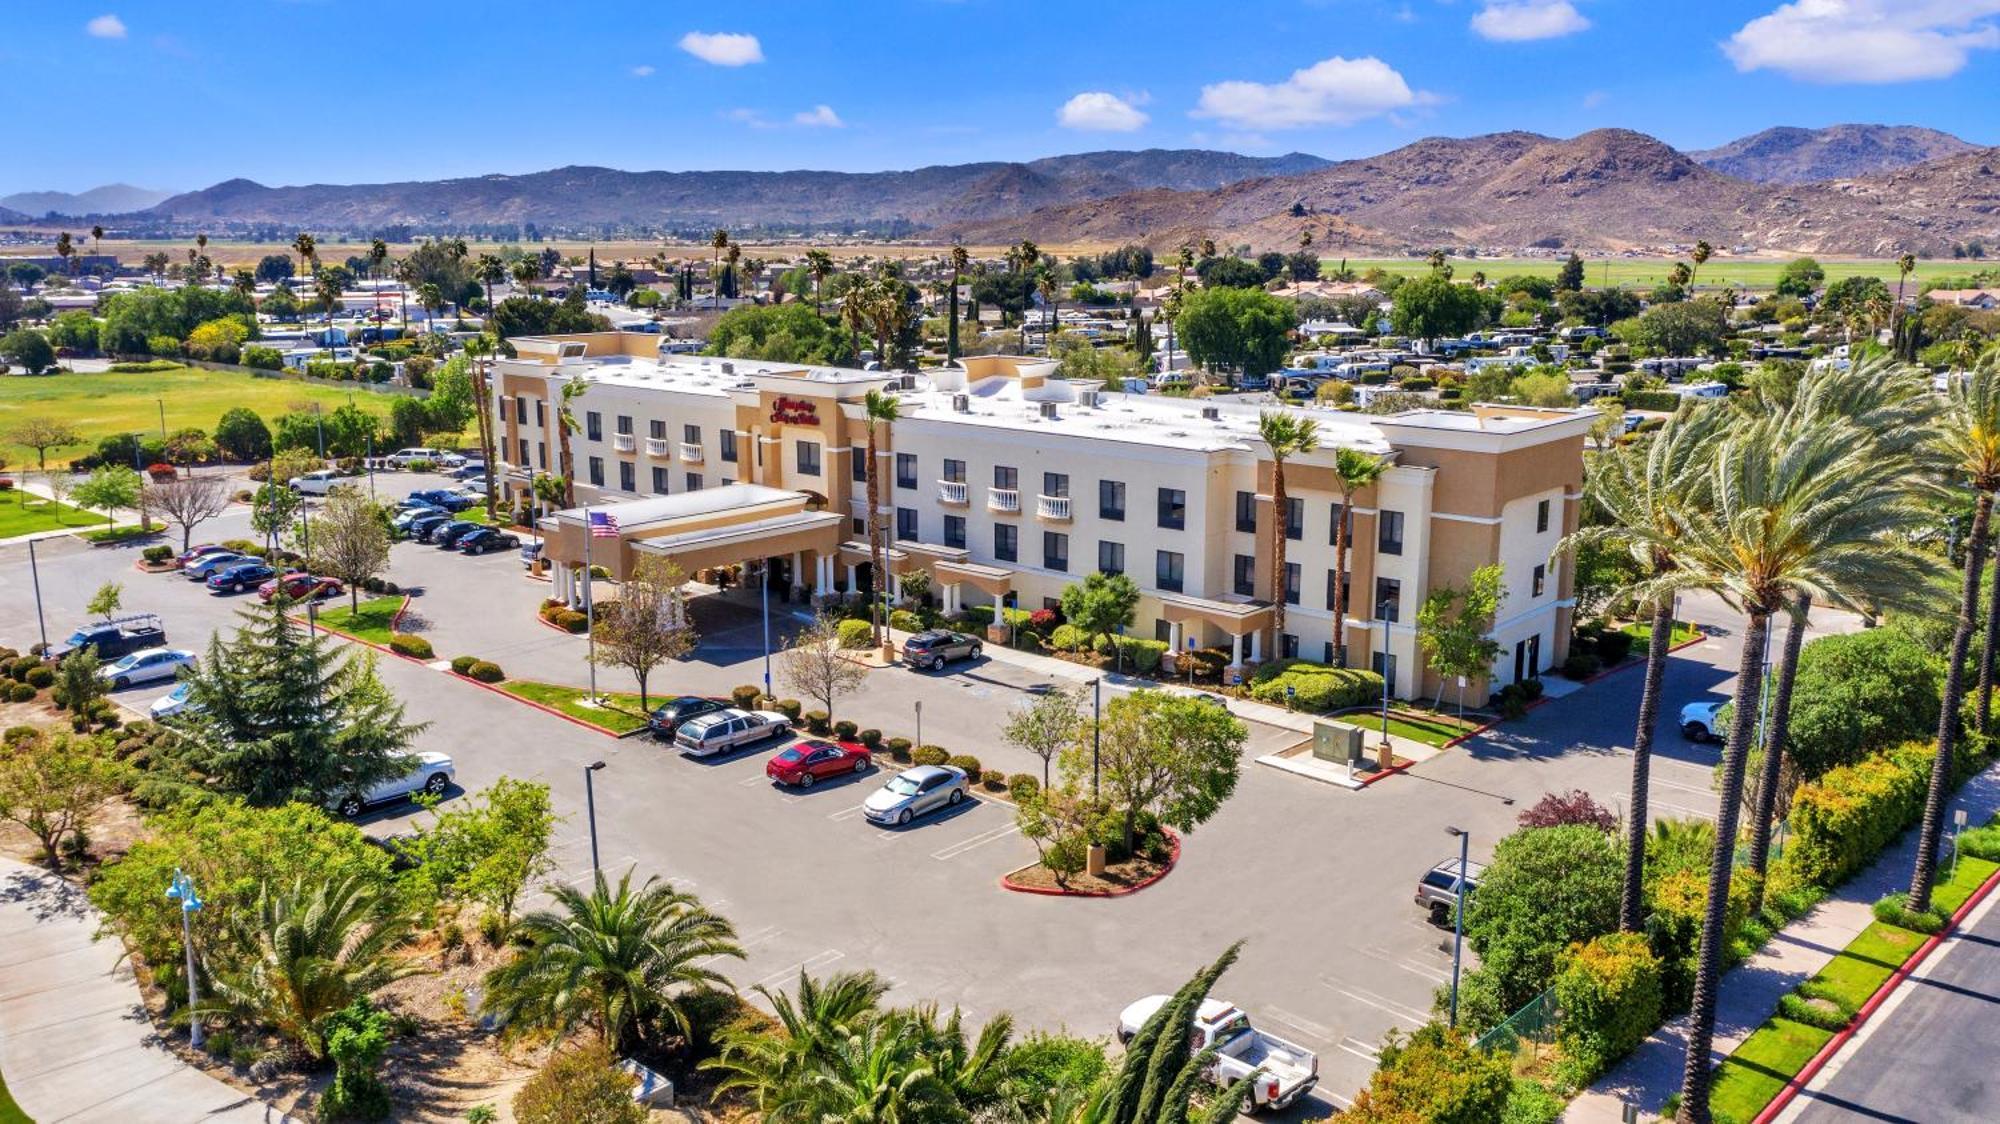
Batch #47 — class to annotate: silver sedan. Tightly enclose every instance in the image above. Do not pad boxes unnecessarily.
[862,765,969,826]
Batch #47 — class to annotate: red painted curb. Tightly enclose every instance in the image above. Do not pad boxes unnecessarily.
[1748,862,2000,1124]
[534,610,589,637]
[445,672,629,739]
[1001,830,1181,898]
[295,595,426,664]
[1357,757,1419,787]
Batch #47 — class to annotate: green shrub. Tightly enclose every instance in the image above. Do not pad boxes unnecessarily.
[25,666,54,689]
[946,753,982,778]
[731,684,762,709]
[888,608,922,633]
[466,661,505,683]
[10,656,42,681]
[1461,825,1624,1027]
[804,709,831,734]
[143,545,174,564]
[1956,824,2000,862]
[1562,652,1603,679]
[554,610,588,633]
[887,737,913,762]
[1048,623,1090,652]
[1009,774,1041,802]
[833,719,858,741]
[835,618,872,649]
[1595,630,1635,665]
[9,682,36,702]
[961,604,996,627]
[1119,638,1167,674]
[1553,932,1663,1081]
[911,745,949,767]
[1777,991,1852,1031]
[320,999,392,1121]
[772,698,803,721]
[1783,629,1942,779]
[1347,1023,1513,1123]
[857,728,881,749]
[1248,660,1383,711]
[450,655,478,675]
[388,633,434,660]
[1781,741,1937,889]
[512,1041,645,1124]
[1871,894,1947,933]
[1501,1079,1566,1124]
[981,770,1006,790]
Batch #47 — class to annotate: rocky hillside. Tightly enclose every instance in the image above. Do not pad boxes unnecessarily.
[1691,125,1976,184]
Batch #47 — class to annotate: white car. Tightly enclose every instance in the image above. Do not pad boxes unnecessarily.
[862,765,969,826]
[289,469,341,495]
[1681,700,1727,743]
[673,709,791,757]
[435,452,468,469]
[329,751,456,817]
[149,682,197,720]
[384,447,447,468]
[101,648,196,690]
[1114,996,1319,1113]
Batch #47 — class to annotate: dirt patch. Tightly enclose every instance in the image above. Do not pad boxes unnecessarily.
[1005,856,1169,894]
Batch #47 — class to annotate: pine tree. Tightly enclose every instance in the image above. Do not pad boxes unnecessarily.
[1557,252,1586,293]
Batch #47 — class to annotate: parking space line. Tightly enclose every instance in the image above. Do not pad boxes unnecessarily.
[1320,979,1429,1026]
[1338,1036,1380,1061]
[1620,793,1718,821]
[1262,1006,1333,1044]
[1358,944,1451,985]
[754,949,844,989]
[930,822,1021,861]
[829,802,869,822]
[1650,775,1717,797]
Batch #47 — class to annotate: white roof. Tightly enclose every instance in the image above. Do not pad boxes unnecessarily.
[554,483,796,528]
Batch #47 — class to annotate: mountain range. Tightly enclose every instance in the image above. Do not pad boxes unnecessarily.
[0,184,174,218]
[1690,125,1977,184]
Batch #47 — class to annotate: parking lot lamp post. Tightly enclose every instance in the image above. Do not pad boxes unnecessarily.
[585,761,606,880]
[1445,826,1469,1028]
[165,869,204,1049]
[1090,678,1102,796]
[759,559,772,698]
[306,599,319,637]
[28,539,47,649]
[1378,616,1393,747]
[915,700,922,750]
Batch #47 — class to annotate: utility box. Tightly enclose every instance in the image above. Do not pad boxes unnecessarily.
[1313,721,1365,764]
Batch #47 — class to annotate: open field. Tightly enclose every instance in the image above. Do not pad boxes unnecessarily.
[0,365,416,464]
[1326,256,1979,290]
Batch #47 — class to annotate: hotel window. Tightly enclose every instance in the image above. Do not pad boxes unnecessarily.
[615,415,633,436]
[1100,479,1125,520]
[1158,487,1186,530]
[1236,491,1257,534]
[1282,633,1300,659]
[619,461,635,492]
[994,523,1018,562]
[651,467,669,494]
[944,515,967,549]
[586,412,602,441]
[796,440,821,477]
[1375,577,1402,622]
[588,456,604,486]
[1372,650,1398,686]
[1533,564,1547,598]
[897,453,918,490]
[851,445,868,482]
[684,424,702,446]
[1379,509,1404,555]
[719,430,737,462]
[1099,540,1125,575]
[517,438,530,465]
[1233,554,1256,596]
[897,508,919,542]
[1043,472,1069,498]
[686,473,703,492]
[994,465,1018,490]
[1327,570,1350,614]
[535,400,545,428]
[1285,562,1301,605]
[1286,497,1304,541]
[942,458,966,483]
[1328,502,1352,545]
[515,395,529,424]
[1156,550,1185,593]
[1537,498,1551,534]
[536,443,546,469]
[648,419,665,440]
[1044,532,1069,572]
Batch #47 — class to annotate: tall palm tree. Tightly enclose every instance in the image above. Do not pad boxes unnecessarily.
[864,389,901,656]
[1894,252,1917,354]
[481,869,740,1054]
[232,269,256,301]
[292,232,316,282]
[906,1004,1013,1114]
[416,281,444,327]
[464,335,499,519]
[806,249,834,316]
[1689,240,1713,290]
[866,277,913,371]
[313,268,344,335]
[704,969,890,1111]
[841,281,871,363]
[1560,403,1723,929]
[205,873,416,1058]
[764,1014,957,1123]
[1664,416,1932,1124]
[1330,447,1388,668]
[947,245,969,361]
[511,257,540,300]
[556,374,587,507]
[1911,352,2000,913]
[1259,412,1318,648]
[475,253,505,320]
[710,229,730,311]
[89,224,104,267]
[725,242,743,302]
[1036,270,1059,355]
[54,232,73,276]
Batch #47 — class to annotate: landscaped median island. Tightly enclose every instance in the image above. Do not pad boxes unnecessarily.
[308,594,408,647]
[492,680,653,735]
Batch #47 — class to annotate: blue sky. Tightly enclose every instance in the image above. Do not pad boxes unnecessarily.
[6,0,1999,194]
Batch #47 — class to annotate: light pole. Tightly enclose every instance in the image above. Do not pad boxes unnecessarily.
[165,869,204,1049]
[915,700,923,749]
[27,538,48,650]
[306,599,320,637]
[1089,677,1103,796]
[759,559,772,699]
[157,398,167,439]
[584,761,606,879]
[1445,826,1470,1029]
[1378,615,1394,748]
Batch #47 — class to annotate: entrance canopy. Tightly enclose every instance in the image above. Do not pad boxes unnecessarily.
[545,484,844,580]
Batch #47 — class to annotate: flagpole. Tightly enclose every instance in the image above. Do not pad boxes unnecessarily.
[583,505,598,702]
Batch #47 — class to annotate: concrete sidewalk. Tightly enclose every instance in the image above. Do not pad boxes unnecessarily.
[1567,765,2000,1123]
[0,858,294,1123]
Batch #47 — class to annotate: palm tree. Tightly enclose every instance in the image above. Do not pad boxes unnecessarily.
[1690,240,1713,290]
[205,873,416,1058]
[1912,352,2000,913]
[841,281,871,363]
[725,242,743,302]
[807,249,834,316]
[1330,447,1388,668]
[1036,270,1059,355]
[710,229,730,311]
[481,868,740,1054]
[947,245,969,361]
[416,281,444,328]
[906,1005,1012,1113]
[866,277,913,372]
[232,269,256,301]
[292,232,316,282]
[1259,412,1319,647]
[864,389,901,656]
[1894,252,1917,354]
[90,224,104,267]
[313,268,344,335]
[511,257,540,300]
[465,335,499,519]
[1664,416,1933,1124]
[764,1014,957,1123]
[704,969,890,1111]
[556,375,588,507]
[54,232,73,276]
[475,253,504,320]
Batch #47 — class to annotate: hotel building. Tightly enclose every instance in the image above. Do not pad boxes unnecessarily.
[494,333,1592,700]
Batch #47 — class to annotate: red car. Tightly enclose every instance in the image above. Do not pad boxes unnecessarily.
[257,571,344,602]
[765,739,873,788]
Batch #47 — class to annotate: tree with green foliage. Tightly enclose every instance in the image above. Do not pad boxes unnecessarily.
[308,487,392,611]
[51,648,107,716]
[1058,571,1141,655]
[1194,255,1267,289]
[0,729,121,869]
[404,777,559,926]
[1458,824,1623,1029]
[1556,253,1586,293]
[319,999,393,1121]
[0,328,56,374]
[592,555,698,709]
[1063,689,1246,853]
[1415,563,1506,712]
[704,969,891,1113]
[705,302,855,365]
[1079,943,1259,1124]
[249,480,302,554]
[1626,299,1732,357]
[1391,273,1488,346]
[1002,683,1086,787]
[8,417,81,472]
[1345,1022,1515,1124]
[71,465,142,530]
[1260,411,1319,640]
[1174,285,1295,380]
[1775,257,1825,298]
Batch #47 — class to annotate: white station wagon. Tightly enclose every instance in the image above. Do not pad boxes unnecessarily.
[673,709,791,757]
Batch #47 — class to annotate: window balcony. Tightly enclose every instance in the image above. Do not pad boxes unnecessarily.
[644,437,671,457]
[988,487,1021,514]
[1037,494,1072,522]
[937,480,968,506]
[680,442,705,463]
[611,434,636,453]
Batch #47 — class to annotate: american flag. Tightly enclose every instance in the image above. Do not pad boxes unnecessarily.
[588,511,619,538]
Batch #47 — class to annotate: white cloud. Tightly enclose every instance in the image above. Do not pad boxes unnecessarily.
[630,64,655,78]
[1582,89,1608,108]
[1471,1,1591,41]
[1724,1,2000,83]
[1193,56,1431,130]
[1057,91,1150,132]
[85,13,126,39]
[794,104,844,128]
[678,31,763,66]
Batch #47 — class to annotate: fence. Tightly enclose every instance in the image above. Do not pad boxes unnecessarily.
[1473,986,1560,1071]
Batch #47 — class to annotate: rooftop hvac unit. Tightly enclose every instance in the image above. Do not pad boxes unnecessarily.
[720,361,735,376]
[952,394,970,413]
[1200,406,1221,421]
[1077,390,1099,408]
[1039,402,1060,420]
[894,374,917,391]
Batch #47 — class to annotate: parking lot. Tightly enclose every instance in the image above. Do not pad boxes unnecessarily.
[0,470,1833,1114]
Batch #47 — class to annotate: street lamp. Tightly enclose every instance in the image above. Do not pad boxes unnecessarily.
[915,699,923,750]
[1444,826,1470,1029]
[165,869,205,1049]
[584,761,607,879]
[27,538,48,650]
[1088,678,1103,796]
[306,600,320,637]
[1377,613,1395,749]
[759,559,773,699]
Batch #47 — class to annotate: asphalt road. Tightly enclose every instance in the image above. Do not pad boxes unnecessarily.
[1783,883,2000,1124]
[0,473,1854,1116]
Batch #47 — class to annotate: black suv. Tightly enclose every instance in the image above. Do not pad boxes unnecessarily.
[901,629,982,671]
[646,695,729,739]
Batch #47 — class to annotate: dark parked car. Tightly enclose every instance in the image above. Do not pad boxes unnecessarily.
[646,696,729,739]
[49,613,167,661]
[433,520,485,548]
[207,562,278,593]
[457,528,521,555]
[408,489,474,512]
[900,629,982,671]
[401,511,451,540]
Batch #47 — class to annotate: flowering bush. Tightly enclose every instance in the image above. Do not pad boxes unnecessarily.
[1027,608,1059,633]
[146,463,177,481]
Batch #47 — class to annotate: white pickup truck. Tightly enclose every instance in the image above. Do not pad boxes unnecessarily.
[1116,996,1319,1114]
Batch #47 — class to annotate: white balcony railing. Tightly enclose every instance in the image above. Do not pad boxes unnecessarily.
[988,487,1021,513]
[644,437,670,457]
[611,433,636,453]
[1037,494,1072,520]
[680,442,704,463]
[937,480,968,505]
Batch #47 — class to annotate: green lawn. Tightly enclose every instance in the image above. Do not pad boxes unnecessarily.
[0,365,409,466]
[1327,257,1975,291]
[311,595,405,645]
[498,681,654,734]
[1620,619,1702,649]
[0,1064,31,1124]
[0,487,95,537]
[1355,710,1482,747]
[80,524,158,544]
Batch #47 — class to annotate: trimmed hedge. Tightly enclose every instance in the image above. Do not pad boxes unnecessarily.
[1248,659,1383,711]
[1048,623,1090,652]
[887,737,913,762]
[142,545,174,564]
[1553,932,1663,1081]
[836,618,872,649]
[889,609,922,633]
[911,745,949,767]
[388,633,434,660]
[465,660,505,684]
[450,655,478,675]
[1117,637,1167,674]
[1008,774,1040,802]
[804,710,830,734]
[856,728,881,749]
[731,685,762,709]
[946,754,982,778]
[980,770,1006,791]
[25,666,55,690]
[772,698,803,721]
[1781,741,1940,889]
